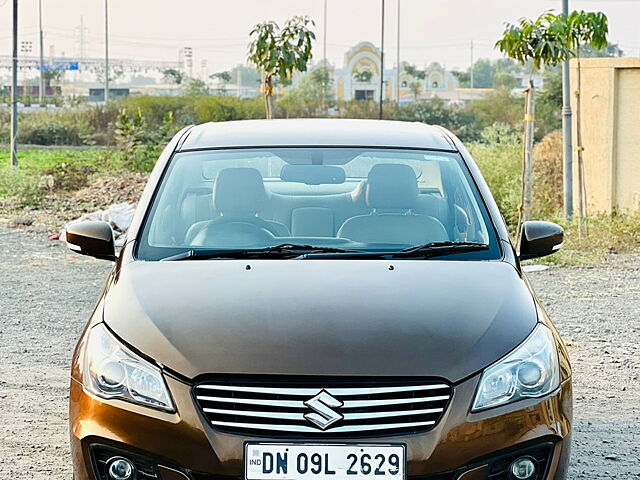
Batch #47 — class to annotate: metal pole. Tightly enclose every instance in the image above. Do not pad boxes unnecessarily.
[522,82,536,223]
[323,0,327,66]
[38,0,45,106]
[469,40,474,88]
[104,0,109,103]
[396,0,400,103]
[379,0,385,120]
[561,0,573,219]
[323,0,327,112]
[10,0,19,167]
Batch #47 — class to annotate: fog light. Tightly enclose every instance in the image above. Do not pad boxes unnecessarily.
[106,457,136,480]
[510,456,536,479]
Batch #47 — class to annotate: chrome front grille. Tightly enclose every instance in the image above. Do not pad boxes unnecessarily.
[193,378,452,437]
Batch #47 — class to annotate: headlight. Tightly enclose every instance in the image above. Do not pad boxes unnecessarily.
[472,324,560,411]
[84,323,174,412]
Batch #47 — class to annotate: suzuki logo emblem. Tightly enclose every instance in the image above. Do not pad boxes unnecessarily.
[304,390,344,430]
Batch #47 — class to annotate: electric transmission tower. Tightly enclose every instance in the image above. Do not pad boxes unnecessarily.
[74,16,89,61]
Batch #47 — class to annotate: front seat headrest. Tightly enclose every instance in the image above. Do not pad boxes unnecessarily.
[366,164,418,210]
[213,168,268,215]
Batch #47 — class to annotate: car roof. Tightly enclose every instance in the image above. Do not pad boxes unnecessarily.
[178,119,457,152]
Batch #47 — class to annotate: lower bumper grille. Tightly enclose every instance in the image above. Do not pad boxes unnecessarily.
[193,377,452,437]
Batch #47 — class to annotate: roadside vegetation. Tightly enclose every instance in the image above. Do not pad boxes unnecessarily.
[2,122,639,266]
[1,28,637,265]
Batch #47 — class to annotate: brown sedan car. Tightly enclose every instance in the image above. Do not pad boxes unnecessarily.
[66,119,571,480]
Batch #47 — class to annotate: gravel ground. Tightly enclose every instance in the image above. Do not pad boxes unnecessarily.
[0,225,638,479]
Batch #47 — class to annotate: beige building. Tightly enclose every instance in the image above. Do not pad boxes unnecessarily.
[570,57,640,213]
[332,41,469,104]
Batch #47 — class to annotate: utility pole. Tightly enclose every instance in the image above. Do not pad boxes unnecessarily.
[469,40,474,88]
[322,0,327,112]
[38,0,45,106]
[323,0,327,66]
[10,0,19,167]
[561,0,573,218]
[104,0,109,103]
[379,0,385,120]
[396,0,400,103]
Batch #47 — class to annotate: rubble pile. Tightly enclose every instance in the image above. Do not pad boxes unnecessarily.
[72,172,149,207]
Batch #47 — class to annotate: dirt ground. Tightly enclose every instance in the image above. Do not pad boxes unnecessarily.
[0,225,638,479]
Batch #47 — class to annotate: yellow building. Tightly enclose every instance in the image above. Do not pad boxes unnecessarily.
[333,41,462,104]
[570,58,640,214]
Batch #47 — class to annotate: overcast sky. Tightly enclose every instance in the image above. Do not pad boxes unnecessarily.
[1,0,639,74]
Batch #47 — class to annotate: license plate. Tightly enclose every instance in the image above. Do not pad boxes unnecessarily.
[244,443,406,480]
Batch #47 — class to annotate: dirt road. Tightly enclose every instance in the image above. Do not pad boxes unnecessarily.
[0,226,638,479]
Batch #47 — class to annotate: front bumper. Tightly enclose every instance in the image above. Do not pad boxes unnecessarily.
[70,372,572,480]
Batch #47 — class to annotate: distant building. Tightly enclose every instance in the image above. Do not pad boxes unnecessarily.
[328,41,489,104]
[88,87,130,102]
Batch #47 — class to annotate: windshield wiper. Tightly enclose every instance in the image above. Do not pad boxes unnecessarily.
[397,241,489,256]
[303,241,489,259]
[160,243,360,261]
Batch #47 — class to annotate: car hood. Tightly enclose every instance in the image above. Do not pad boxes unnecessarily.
[103,260,536,383]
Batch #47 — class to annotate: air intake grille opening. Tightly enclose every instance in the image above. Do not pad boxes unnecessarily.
[193,377,452,438]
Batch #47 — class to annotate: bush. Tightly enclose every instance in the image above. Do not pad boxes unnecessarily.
[115,108,175,172]
[0,167,44,206]
[533,129,563,217]
[120,96,191,127]
[41,158,95,191]
[469,125,523,231]
[468,87,524,131]
[18,120,83,146]
[192,96,264,122]
[393,99,482,142]
[337,100,381,119]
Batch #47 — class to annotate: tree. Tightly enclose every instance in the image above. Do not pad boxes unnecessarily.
[402,64,425,80]
[210,71,233,94]
[494,71,518,89]
[248,16,315,119]
[43,67,64,88]
[230,65,261,88]
[539,68,562,108]
[353,69,373,83]
[95,65,123,84]
[211,71,232,84]
[162,68,185,85]
[279,65,334,117]
[497,12,574,232]
[471,59,495,88]
[184,78,209,96]
[408,80,422,100]
[578,41,622,58]
[497,10,607,232]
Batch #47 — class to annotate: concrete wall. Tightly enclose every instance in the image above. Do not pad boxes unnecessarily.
[570,57,640,214]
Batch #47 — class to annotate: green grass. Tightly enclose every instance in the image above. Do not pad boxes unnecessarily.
[0,148,119,171]
[0,148,122,207]
[533,214,640,266]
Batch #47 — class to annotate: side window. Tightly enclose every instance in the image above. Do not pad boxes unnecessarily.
[446,164,488,243]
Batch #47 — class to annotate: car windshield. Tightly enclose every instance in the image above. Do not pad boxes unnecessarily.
[137,147,500,260]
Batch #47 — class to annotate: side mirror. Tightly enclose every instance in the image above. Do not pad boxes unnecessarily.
[65,221,116,261]
[519,221,564,261]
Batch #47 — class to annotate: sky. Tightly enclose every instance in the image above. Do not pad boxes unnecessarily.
[1,0,639,76]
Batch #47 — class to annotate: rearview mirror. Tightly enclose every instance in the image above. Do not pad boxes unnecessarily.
[65,221,116,261]
[280,165,346,185]
[519,221,563,261]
